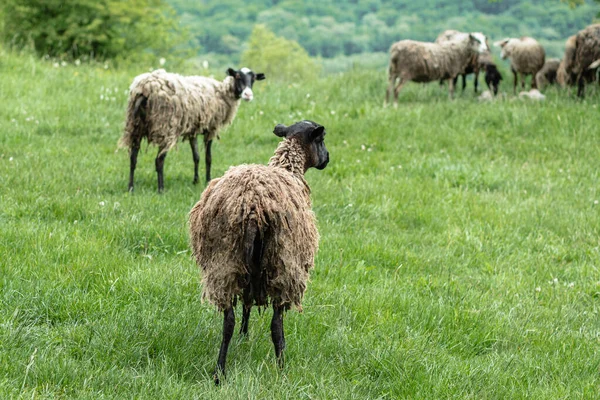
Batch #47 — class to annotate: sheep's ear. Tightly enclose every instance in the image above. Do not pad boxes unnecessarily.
[310,125,325,140]
[255,73,266,80]
[227,68,236,77]
[494,39,508,48]
[273,124,288,137]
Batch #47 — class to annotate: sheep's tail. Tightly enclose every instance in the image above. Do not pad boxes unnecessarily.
[242,212,267,307]
[118,93,148,150]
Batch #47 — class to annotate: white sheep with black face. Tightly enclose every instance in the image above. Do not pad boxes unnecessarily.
[119,67,265,192]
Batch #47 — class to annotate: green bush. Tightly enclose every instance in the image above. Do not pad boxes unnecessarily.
[1,0,191,61]
[241,24,320,81]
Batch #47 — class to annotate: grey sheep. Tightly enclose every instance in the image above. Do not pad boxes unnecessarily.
[189,120,329,384]
[495,37,545,94]
[535,58,561,90]
[386,32,488,104]
[559,24,600,97]
[119,67,265,192]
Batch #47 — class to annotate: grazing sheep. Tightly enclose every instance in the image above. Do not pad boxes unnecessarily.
[495,37,545,94]
[189,120,329,384]
[483,62,503,95]
[436,30,490,93]
[119,67,265,192]
[566,24,600,97]
[535,58,561,90]
[386,32,488,104]
[557,35,597,89]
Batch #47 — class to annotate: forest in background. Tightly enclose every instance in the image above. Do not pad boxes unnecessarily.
[169,0,599,60]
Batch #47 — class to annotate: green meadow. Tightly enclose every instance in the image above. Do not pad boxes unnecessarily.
[1,51,600,398]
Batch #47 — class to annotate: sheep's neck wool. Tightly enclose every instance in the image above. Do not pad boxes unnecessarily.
[268,139,307,176]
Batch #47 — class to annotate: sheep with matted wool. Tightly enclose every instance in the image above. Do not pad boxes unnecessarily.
[386,32,488,104]
[119,67,265,192]
[495,37,545,94]
[557,25,600,97]
[188,120,329,384]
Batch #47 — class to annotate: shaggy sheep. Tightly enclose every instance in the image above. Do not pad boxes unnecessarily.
[435,30,490,93]
[495,37,545,94]
[386,32,488,104]
[557,35,597,89]
[565,24,600,97]
[119,67,265,192]
[189,120,329,384]
[535,58,561,90]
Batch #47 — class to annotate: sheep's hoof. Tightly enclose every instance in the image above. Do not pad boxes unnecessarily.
[193,178,199,185]
[213,371,223,386]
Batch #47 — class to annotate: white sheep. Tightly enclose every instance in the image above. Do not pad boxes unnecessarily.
[118,67,265,192]
[386,32,488,104]
[495,37,545,94]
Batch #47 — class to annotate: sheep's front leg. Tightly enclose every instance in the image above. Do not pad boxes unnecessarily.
[520,73,526,90]
[155,150,167,193]
[204,137,213,183]
[577,73,586,98]
[448,77,455,99]
[474,70,479,93]
[271,305,286,369]
[190,136,200,184]
[128,138,141,192]
[214,306,235,385]
[512,69,518,95]
[460,75,466,92]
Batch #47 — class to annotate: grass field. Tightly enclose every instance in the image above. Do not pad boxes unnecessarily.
[1,51,600,399]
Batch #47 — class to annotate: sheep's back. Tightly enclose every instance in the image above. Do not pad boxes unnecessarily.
[510,40,545,74]
[390,40,467,82]
[575,24,600,73]
[189,165,319,310]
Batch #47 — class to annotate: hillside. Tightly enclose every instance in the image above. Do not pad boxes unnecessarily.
[168,0,599,59]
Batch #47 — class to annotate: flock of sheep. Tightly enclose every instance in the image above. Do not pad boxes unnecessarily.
[115,22,599,385]
[386,23,600,104]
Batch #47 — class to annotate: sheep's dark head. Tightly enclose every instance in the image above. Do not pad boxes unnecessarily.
[227,67,265,102]
[274,120,329,170]
[485,64,503,95]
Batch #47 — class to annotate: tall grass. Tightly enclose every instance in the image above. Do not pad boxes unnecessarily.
[1,50,599,398]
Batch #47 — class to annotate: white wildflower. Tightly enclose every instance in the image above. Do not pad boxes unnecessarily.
[568,282,575,288]
[361,145,366,151]
[99,201,105,207]
[202,60,209,69]
[9,157,14,162]
[594,200,598,205]
[75,59,81,66]
[53,62,59,68]
[61,61,67,67]
[330,110,336,115]
[259,110,264,115]
[159,57,166,66]
[535,287,541,292]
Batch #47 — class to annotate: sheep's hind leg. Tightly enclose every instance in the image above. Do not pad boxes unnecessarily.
[393,78,405,107]
[214,306,235,385]
[240,305,251,335]
[204,136,213,183]
[128,138,141,192]
[190,135,200,184]
[271,305,286,369]
[155,150,167,193]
